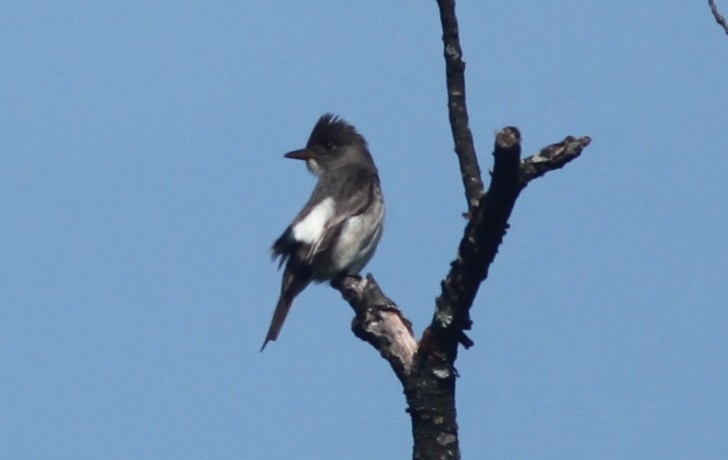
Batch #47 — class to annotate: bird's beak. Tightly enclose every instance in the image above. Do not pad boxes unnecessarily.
[284,149,314,161]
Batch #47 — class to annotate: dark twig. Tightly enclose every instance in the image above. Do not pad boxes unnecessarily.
[437,0,484,210]
[709,0,728,36]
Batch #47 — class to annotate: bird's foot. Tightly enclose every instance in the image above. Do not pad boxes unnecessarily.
[331,271,362,288]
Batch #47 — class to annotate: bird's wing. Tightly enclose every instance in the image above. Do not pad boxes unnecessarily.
[272,166,378,266]
[303,167,379,261]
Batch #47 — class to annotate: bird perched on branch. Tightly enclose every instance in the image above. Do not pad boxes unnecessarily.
[261,114,385,350]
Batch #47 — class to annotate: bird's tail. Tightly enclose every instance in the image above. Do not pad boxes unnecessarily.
[260,295,294,351]
[260,265,311,351]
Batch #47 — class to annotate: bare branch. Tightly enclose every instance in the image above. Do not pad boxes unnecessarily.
[437,0,484,209]
[520,136,592,185]
[430,132,591,345]
[331,129,590,460]
[330,3,591,459]
[332,274,417,381]
[709,0,728,36]
[431,127,523,348]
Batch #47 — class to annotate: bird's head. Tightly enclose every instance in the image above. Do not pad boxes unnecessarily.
[284,113,374,175]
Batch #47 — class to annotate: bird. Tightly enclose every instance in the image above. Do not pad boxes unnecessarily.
[261,114,385,350]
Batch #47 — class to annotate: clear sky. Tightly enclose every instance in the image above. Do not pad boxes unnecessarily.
[2,1,727,459]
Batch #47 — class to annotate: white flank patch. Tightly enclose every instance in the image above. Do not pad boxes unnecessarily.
[292,197,335,244]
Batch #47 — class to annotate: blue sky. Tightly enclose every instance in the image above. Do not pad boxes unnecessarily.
[2,1,727,459]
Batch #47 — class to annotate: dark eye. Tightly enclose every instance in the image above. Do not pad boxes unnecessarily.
[325,141,335,150]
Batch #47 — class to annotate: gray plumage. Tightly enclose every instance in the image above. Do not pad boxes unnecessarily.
[262,114,385,350]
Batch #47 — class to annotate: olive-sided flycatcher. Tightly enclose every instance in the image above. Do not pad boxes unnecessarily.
[261,114,384,350]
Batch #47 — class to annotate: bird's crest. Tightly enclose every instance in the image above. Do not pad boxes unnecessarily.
[307,113,367,150]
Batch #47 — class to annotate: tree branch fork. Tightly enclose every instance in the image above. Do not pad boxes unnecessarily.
[332,131,591,382]
[333,1,591,458]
